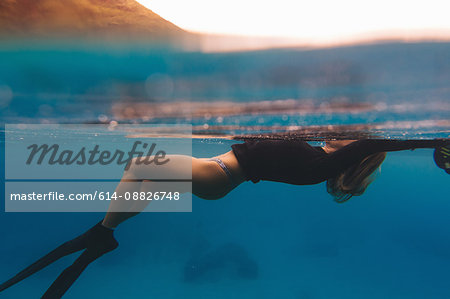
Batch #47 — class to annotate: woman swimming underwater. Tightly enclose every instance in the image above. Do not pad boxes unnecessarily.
[1,138,449,298]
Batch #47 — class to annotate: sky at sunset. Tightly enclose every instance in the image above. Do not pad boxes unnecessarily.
[137,0,450,43]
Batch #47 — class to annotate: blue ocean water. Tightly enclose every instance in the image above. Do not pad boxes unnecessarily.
[0,42,450,298]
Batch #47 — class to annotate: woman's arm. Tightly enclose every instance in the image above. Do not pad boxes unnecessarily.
[323,139,448,176]
[322,140,357,154]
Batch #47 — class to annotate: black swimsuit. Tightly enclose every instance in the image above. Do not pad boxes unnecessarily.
[231,139,445,185]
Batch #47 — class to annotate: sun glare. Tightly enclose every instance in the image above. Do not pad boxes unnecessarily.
[137,0,450,43]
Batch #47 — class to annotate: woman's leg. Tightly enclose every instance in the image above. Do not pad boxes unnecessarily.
[102,155,234,228]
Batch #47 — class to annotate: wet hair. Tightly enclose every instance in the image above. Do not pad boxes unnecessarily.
[327,152,387,203]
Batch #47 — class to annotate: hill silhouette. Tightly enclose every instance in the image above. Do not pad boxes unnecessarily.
[0,0,189,42]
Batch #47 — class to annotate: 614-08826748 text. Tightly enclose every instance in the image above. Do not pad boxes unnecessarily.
[9,191,181,201]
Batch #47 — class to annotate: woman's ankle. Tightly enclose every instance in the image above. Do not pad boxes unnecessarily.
[101,219,116,230]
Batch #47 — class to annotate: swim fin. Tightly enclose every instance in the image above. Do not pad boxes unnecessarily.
[0,221,118,298]
[434,145,450,174]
